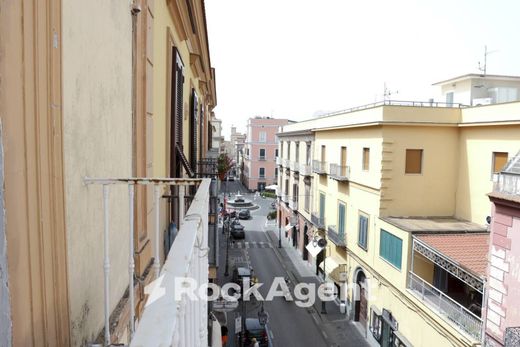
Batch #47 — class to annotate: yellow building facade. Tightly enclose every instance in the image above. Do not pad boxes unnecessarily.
[278,101,520,347]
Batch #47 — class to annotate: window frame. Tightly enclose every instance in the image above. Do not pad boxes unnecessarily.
[379,229,403,270]
[338,201,346,241]
[405,149,423,174]
[259,167,265,178]
[259,131,267,143]
[362,148,370,171]
[358,213,369,250]
[492,151,508,174]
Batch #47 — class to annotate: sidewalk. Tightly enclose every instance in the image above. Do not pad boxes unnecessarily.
[265,224,369,347]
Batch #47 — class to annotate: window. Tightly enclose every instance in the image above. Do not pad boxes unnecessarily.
[259,131,267,142]
[340,147,347,166]
[338,203,346,241]
[319,193,326,221]
[362,148,370,171]
[259,148,266,160]
[405,149,423,174]
[274,168,278,179]
[370,309,382,342]
[295,142,300,162]
[284,179,289,195]
[259,167,265,178]
[288,142,291,160]
[281,142,284,158]
[492,152,508,174]
[358,214,368,250]
[306,142,312,165]
[446,91,454,105]
[304,183,310,211]
[379,229,403,269]
[275,149,279,157]
[321,145,326,162]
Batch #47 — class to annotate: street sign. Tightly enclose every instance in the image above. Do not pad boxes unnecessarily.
[235,316,242,334]
[212,299,239,312]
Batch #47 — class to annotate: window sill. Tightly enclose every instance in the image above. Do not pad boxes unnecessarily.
[357,243,368,252]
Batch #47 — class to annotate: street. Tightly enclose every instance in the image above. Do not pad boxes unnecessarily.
[216,181,368,347]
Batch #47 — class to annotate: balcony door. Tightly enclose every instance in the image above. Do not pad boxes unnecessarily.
[340,146,347,176]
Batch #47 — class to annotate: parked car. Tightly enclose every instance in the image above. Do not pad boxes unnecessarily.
[243,318,272,347]
[230,219,245,239]
[232,266,252,294]
[238,209,251,220]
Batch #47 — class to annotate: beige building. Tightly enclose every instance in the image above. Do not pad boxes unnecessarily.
[278,92,520,346]
[0,0,216,346]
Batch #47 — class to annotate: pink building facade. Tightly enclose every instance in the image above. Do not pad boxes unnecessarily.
[485,153,520,347]
[243,117,290,191]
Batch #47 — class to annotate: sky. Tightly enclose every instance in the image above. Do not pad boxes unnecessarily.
[205,0,520,138]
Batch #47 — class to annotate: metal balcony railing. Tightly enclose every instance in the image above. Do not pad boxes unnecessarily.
[311,211,326,229]
[282,158,290,167]
[275,157,282,165]
[289,161,300,172]
[329,164,350,181]
[85,177,210,347]
[299,163,312,176]
[289,199,298,211]
[312,160,328,174]
[408,272,482,341]
[327,225,346,247]
[281,194,289,202]
[258,156,266,161]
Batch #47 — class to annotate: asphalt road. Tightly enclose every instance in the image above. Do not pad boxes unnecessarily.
[217,186,328,347]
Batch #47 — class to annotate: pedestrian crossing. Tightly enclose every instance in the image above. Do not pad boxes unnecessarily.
[230,241,273,249]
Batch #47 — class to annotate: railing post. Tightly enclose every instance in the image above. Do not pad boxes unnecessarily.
[153,185,161,279]
[128,184,135,337]
[102,185,111,346]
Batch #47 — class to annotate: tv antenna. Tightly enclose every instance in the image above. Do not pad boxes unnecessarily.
[383,82,398,101]
[478,45,498,75]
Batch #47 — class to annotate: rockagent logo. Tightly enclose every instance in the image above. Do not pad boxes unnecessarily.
[173,277,374,307]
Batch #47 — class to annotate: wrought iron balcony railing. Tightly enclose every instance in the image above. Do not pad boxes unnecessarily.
[311,211,326,229]
[282,158,290,167]
[327,225,346,247]
[289,161,300,172]
[329,163,350,181]
[85,177,210,347]
[289,199,298,211]
[299,163,312,176]
[312,160,328,174]
[408,272,482,341]
[258,155,266,161]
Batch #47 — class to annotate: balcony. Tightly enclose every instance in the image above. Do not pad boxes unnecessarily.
[312,160,327,175]
[329,163,350,181]
[275,156,282,166]
[85,177,211,347]
[289,161,300,172]
[289,199,298,211]
[327,225,346,247]
[408,272,482,341]
[311,211,326,229]
[281,194,289,203]
[258,155,266,161]
[299,163,312,176]
[282,158,290,168]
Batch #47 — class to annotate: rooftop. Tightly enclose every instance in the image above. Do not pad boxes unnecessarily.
[415,233,489,276]
[432,73,520,86]
[382,216,487,234]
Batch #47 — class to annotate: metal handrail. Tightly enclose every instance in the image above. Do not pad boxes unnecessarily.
[312,160,328,174]
[408,272,482,341]
[329,163,350,180]
[318,99,468,119]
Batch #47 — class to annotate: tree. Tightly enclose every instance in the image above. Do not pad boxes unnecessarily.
[217,153,232,180]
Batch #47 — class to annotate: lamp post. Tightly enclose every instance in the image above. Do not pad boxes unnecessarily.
[317,238,328,314]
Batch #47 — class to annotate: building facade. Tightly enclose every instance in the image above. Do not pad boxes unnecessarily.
[244,117,290,191]
[278,92,520,346]
[0,0,216,345]
[485,152,520,347]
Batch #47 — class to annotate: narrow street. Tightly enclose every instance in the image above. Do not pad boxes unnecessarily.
[216,181,368,347]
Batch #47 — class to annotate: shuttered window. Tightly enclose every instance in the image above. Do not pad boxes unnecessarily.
[319,193,326,221]
[362,148,370,171]
[338,203,346,242]
[493,152,508,173]
[379,229,402,269]
[405,149,423,174]
[190,89,198,169]
[358,214,368,250]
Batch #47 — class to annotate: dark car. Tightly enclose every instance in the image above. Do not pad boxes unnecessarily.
[238,209,251,220]
[232,266,252,294]
[243,318,272,347]
[230,219,245,239]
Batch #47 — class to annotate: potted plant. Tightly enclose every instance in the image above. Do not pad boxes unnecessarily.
[217,153,232,181]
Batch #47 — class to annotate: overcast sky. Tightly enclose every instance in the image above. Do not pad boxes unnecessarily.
[205,0,520,138]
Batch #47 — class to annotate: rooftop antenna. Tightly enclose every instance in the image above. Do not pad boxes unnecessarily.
[478,45,498,76]
[383,82,398,101]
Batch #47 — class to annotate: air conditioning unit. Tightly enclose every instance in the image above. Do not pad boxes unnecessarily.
[472,97,492,106]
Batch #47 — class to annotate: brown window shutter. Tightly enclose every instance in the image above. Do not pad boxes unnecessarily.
[405,149,423,174]
[493,152,508,173]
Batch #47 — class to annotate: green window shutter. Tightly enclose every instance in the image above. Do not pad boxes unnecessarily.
[379,229,402,269]
[338,203,345,240]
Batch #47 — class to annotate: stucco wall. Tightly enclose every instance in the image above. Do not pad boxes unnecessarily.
[62,1,132,344]
[0,121,12,346]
